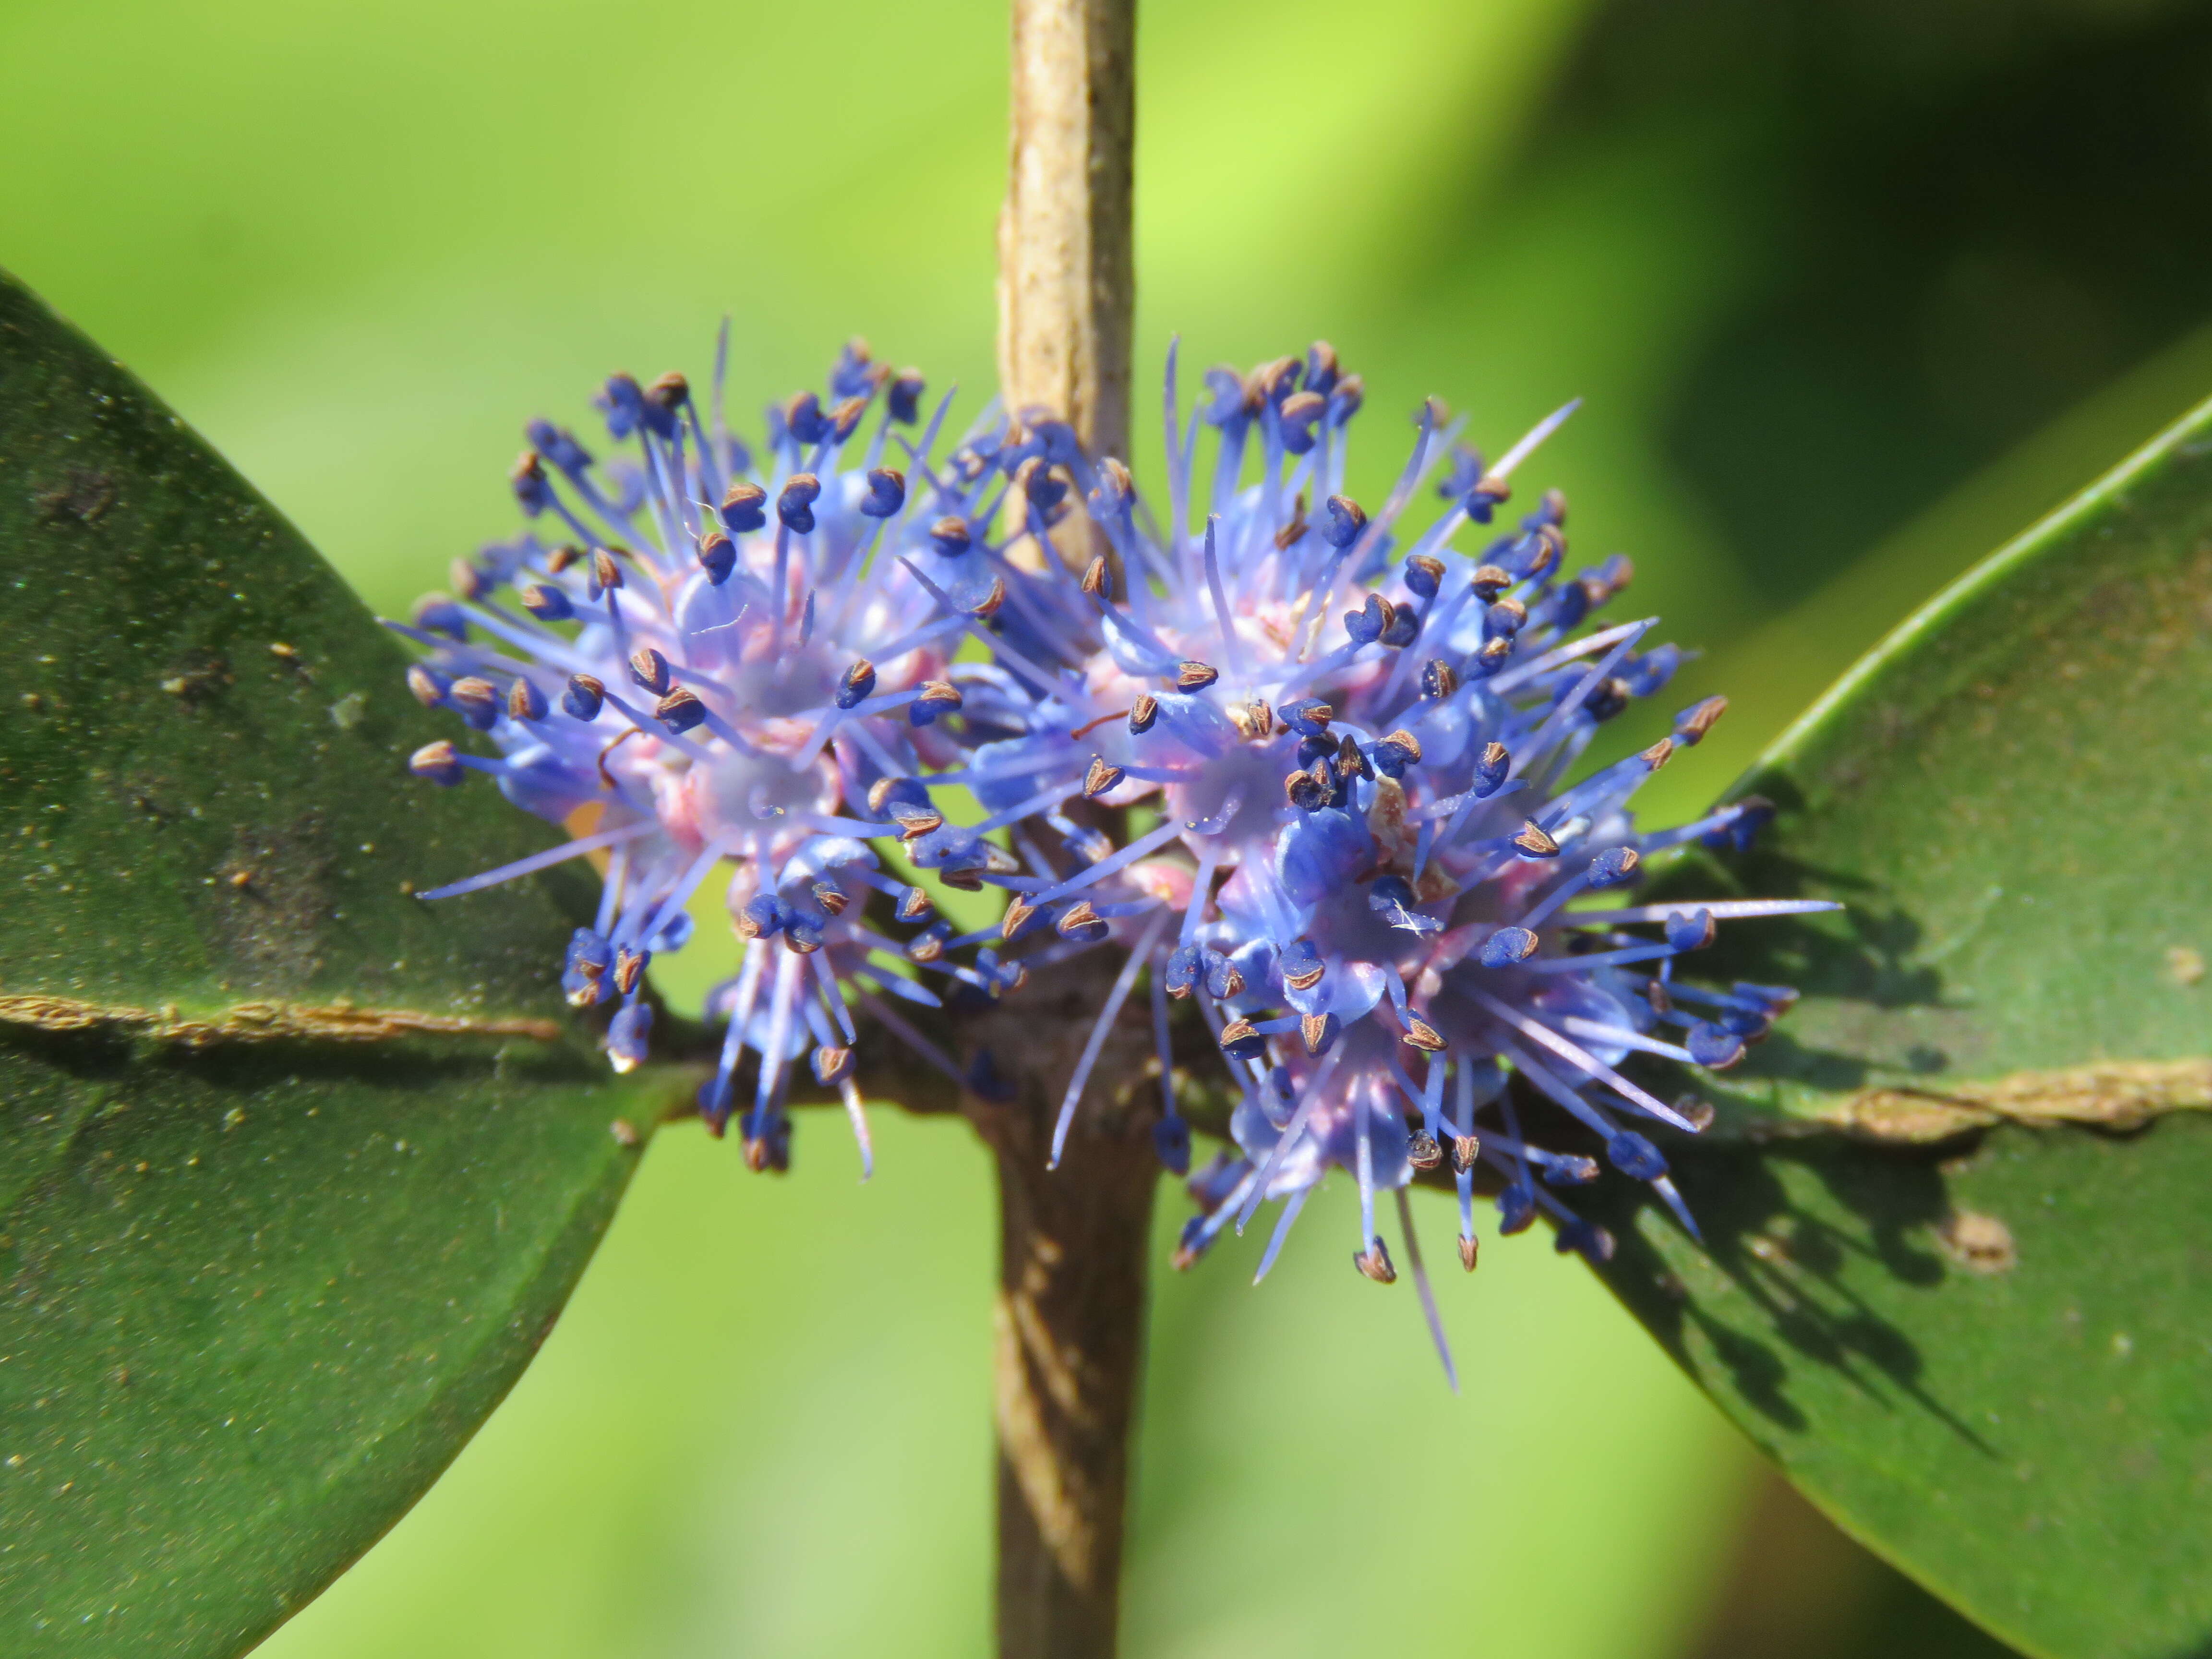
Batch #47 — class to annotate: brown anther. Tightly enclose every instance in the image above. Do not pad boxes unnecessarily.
[1099,456,1134,498]
[405,665,445,708]
[1170,1243,1201,1272]
[1472,564,1513,601]
[1128,693,1158,733]
[909,930,946,962]
[999,962,1029,995]
[1676,695,1728,743]
[812,881,849,917]
[915,680,962,713]
[783,929,821,955]
[742,1137,771,1174]
[613,948,647,995]
[814,1045,854,1084]
[1300,1012,1333,1055]
[1174,661,1219,693]
[629,647,671,694]
[1382,728,1422,764]
[1273,491,1310,551]
[1490,596,1528,632]
[449,676,498,712]
[1056,901,1102,937]
[1407,1131,1443,1170]
[1336,733,1372,781]
[1211,960,1245,998]
[1284,766,1329,812]
[1284,960,1326,992]
[647,371,689,407]
[1219,1018,1260,1048]
[1084,756,1125,799]
[830,395,868,440]
[1457,1235,1480,1272]
[1479,740,1508,774]
[970,576,1008,618]
[896,887,932,923]
[591,550,623,591]
[1081,555,1111,597]
[1640,737,1676,770]
[1512,821,1560,857]
[546,544,583,574]
[565,963,606,1007]
[1401,1017,1446,1052]
[842,659,876,699]
[1646,978,1673,1016]
[1451,1133,1480,1174]
[507,680,541,721]
[1354,1240,1398,1285]
[1407,553,1445,590]
[1473,473,1510,505]
[1001,898,1039,940]
[866,775,904,815]
[1227,698,1272,742]
[1420,659,1458,699]
[654,687,703,727]
[723,480,767,516]
[896,811,946,842]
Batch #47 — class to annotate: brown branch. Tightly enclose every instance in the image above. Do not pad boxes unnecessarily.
[0,992,561,1046]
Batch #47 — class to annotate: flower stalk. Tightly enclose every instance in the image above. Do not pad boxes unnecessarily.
[991,3,1145,1653]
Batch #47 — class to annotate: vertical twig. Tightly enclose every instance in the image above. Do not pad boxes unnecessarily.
[988,7,1143,1653]
[998,0,1136,468]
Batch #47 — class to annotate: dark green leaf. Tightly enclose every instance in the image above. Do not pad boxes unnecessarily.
[0,269,671,1655]
[1598,398,2212,1659]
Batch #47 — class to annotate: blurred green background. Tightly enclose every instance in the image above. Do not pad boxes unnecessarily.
[5,0,2209,1652]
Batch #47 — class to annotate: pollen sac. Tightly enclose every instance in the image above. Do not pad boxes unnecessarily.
[887,369,926,424]
[1419,659,1458,700]
[1128,694,1159,734]
[507,677,548,722]
[1480,926,1539,968]
[1164,943,1202,999]
[813,1045,855,1085]
[628,647,671,695]
[1674,695,1728,745]
[520,582,573,622]
[1404,553,1444,599]
[1474,742,1510,795]
[1407,1131,1443,1170]
[562,674,605,721]
[562,928,613,1007]
[1056,901,1108,943]
[837,660,877,709]
[1344,592,1392,646]
[1687,1021,1747,1070]
[1299,1012,1340,1056]
[447,678,499,730]
[1322,494,1367,549]
[1173,660,1219,693]
[896,886,933,923]
[928,516,972,557]
[720,481,768,533]
[1081,554,1112,598]
[1354,1238,1397,1284]
[1512,820,1561,858]
[777,474,821,534]
[406,664,449,709]
[1279,938,1326,991]
[697,533,736,585]
[859,467,905,518]
[1219,1019,1267,1060]
[607,1003,653,1074]
[1484,597,1528,639]
[1465,473,1511,523]
[1202,950,1244,999]
[1587,845,1640,887]
[656,688,706,733]
[1471,563,1513,601]
[409,741,463,785]
[1371,729,1422,777]
[1282,699,1332,736]
[1084,755,1126,798]
[1279,390,1326,454]
[909,680,962,726]
[1607,1132,1667,1181]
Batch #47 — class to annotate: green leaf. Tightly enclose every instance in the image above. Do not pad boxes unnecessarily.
[1595,398,2212,1658]
[0,270,673,1655]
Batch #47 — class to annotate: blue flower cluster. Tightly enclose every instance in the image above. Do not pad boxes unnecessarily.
[402,331,1830,1366]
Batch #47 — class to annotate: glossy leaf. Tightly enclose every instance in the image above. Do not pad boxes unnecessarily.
[0,270,670,1656]
[1596,397,2212,1659]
